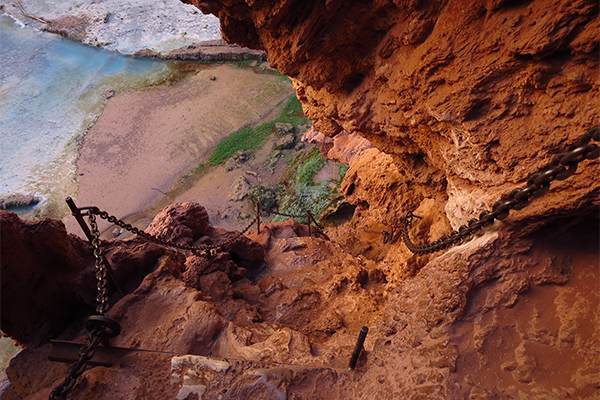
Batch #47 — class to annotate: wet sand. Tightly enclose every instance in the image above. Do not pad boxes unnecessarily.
[66,64,294,235]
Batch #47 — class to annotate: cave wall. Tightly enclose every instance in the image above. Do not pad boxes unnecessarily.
[2,1,598,398]
[185,0,599,228]
[179,0,600,398]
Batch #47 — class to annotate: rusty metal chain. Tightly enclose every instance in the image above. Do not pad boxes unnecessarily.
[401,126,599,255]
[92,209,258,257]
[261,208,307,219]
[88,213,109,315]
[50,214,122,400]
[261,207,324,231]
[382,226,401,244]
[49,328,106,400]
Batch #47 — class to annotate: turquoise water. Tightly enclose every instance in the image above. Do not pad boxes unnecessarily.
[0,14,178,217]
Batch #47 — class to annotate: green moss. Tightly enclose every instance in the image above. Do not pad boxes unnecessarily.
[233,59,254,69]
[207,94,311,166]
[272,147,342,223]
[208,125,272,165]
[297,148,325,184]
[338,163,348,182]
[278,95,309,126]
[249,186,278,210]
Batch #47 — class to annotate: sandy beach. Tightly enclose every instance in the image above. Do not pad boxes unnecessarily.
[67,64,294,235]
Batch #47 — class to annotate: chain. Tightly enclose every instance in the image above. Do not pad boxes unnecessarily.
[261,207,324,231]
[88,213,109,315]
[261,208,307,219]
[50,213,121,400]
[401,126,599,255]
[93,209,258,257]
[49,328,106,400]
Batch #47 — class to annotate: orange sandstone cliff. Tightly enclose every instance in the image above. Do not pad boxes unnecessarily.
[2,0,599,399]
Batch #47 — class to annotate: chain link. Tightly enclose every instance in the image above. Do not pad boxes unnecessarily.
[88,213,109,315]
[401,126,599,255]
[49,213,118,400]
[260,207,324,231]
[49,328,106,400]
[93,209,258,257]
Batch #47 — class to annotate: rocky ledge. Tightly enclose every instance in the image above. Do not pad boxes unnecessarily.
[2,197,599,399]
[1,0,599,399]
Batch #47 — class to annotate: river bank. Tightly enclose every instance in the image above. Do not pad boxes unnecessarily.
[0,0,264,61]
[67,62,297,236]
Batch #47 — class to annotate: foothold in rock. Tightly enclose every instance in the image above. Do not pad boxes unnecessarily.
[112,228,121,238]
[103,12,110,23]
[190,9,198,14]
[209,75,217,81]
[103,89,115,99]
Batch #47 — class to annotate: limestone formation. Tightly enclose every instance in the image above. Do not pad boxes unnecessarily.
[1,0,599,399]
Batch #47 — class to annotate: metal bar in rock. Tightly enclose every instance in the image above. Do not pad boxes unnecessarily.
[66,197,94,242]
[65,197,125,297]
[349,326,369,370]
[257,203,261,234]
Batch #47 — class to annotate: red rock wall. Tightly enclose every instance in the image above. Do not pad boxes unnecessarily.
[2,1,598,399]
[181,0,600,398]
[186,0,598,227]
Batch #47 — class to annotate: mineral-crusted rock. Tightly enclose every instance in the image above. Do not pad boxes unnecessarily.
[3,209,391,399]
[273,132,296,150]
[0,211,170,347]
[1,0,223,56]
[178,0,599,397]
[4,0,600,398]
[303,128,373,166]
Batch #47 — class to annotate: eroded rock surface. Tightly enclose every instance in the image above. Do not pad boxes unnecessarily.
[2,0,599,398]
[186,0,598,224]
[2,204,382,399]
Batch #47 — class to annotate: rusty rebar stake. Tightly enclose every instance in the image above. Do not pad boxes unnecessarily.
[256,203,261,234]
[349,326,368,370]
[307,212,311,236]
[65,197,125,297]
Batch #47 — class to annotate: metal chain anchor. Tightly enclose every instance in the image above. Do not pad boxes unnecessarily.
[401,125,599,255]
[50,213,121,400]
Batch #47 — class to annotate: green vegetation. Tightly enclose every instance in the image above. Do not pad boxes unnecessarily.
[249,186,278,210]
[338,163,348,182]
[273,147,342,223]
[208,126,269,165]
[296,147,326,184]
[233,59,254,69]
[207,95,310,166]
[278,95,307,125]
